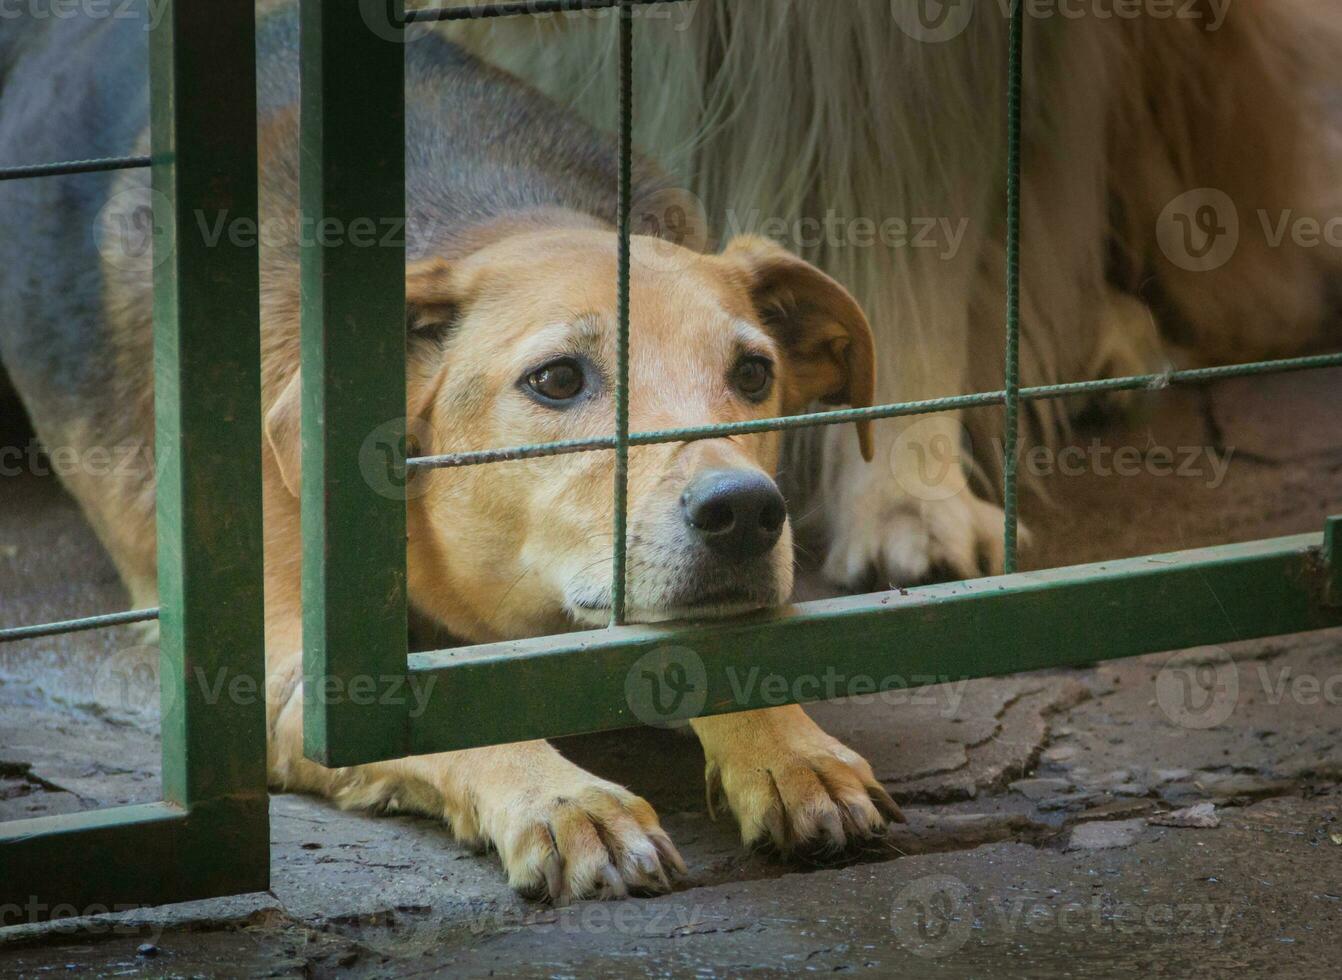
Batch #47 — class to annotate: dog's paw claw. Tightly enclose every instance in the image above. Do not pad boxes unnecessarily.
[495,784,682,903]
[709,732,897,858]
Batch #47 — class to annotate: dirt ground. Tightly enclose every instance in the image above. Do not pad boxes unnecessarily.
[1,368,1340,978]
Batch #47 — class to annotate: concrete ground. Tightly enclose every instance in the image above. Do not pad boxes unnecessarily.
[1,368,1340,977]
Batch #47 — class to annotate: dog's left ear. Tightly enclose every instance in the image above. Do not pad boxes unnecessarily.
[263,258,467,498]
[720,235,876,461]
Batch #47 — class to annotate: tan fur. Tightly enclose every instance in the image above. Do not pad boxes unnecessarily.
[257,230,900,901]
[89,114,900,898]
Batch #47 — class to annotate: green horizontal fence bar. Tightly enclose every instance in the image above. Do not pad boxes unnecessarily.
[0,0,268,922]
[0,800,262,925]
[407,528,1342,752]
[407,352,1342,471]
[299,0,410,766]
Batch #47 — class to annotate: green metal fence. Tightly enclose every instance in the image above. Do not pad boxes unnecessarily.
[2,0,1341,924]
[298,0,1342,766]
[0,1,268,924]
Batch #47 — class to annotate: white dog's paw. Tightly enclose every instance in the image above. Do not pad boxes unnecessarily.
[821,484,1012,591]
[696,707,903,856]
[467,753,685,904]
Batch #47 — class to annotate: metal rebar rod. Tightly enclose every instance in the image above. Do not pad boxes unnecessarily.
[406,0,688,23]
[405,351,1342,471]
[1002,0,1025,574]
[610,0,633,626]
[0,608,160,644]
[0,156,151,182]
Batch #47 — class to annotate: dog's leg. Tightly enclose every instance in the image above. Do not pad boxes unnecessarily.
[691,705,902,853]
[264,656,684,903]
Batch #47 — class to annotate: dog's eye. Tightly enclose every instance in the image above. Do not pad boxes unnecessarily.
[526,358,586,404]
[731,356,774,401]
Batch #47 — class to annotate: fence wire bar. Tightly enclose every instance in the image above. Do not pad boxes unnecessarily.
[407,351,1342,471]
[1002,0,1025,573]
[406,0,688,22]
[0,607,160,645]
[0,155,151,182]
[611,0,634,625]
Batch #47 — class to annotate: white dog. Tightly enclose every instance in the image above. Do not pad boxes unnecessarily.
[451,0,1342,587]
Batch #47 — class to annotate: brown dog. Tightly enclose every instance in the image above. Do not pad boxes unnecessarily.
[0,8,899,902]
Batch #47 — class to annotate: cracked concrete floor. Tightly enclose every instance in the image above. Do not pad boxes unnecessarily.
[1,368,1340,977]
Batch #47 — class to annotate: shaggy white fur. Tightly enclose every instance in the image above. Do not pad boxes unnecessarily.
[447,0,1342,586]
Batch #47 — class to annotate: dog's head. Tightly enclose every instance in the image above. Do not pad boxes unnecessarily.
[267,228,874,639]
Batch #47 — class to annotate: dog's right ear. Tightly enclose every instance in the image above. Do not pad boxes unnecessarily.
[264,259,469,498]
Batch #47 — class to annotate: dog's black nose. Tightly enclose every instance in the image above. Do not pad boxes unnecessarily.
[681,469,786,560]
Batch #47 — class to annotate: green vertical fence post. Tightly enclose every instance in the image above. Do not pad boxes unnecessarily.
[299,0,411,765]
[0,0,269,919]
[152,0,267,821]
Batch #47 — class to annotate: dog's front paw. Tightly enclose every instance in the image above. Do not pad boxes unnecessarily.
[822,482,1010,591]
[469,748,685,904]
[695,707,903,857]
